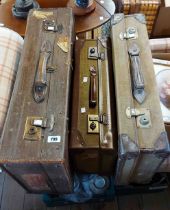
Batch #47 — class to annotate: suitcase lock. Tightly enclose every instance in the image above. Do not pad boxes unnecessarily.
[120,27,138,40]
[88,47,105,60]
[88,114,108,133]
[126,107,151,128]
[43,20,63,33]
[23,115,55,141]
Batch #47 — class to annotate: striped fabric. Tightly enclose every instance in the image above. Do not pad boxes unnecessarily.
[150,38,170,53]
[0,27,23,136]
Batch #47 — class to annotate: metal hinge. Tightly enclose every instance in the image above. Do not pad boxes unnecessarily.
[23,115,55,141]
[120,27,138,40]
[88,114,108,133]
[126,107,151,128]
[88,47,105,60]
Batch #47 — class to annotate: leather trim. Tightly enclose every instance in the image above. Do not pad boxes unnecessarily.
[119,134,139,159]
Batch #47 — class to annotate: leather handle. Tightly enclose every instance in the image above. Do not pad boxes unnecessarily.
[33,41,52,103]
[128,43,146,104]
[89,66,97,108]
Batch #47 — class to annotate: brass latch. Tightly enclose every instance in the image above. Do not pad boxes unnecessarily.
[120,27,138,40]
[88,114,108,133]
[23,115,55,141]
[88,47,105,60]
[43,20,63,33]
[126,107,151,128]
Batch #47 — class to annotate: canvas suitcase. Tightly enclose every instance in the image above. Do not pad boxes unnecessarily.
[113,0,160,36]
[70,39,117,175]
[111,13,170,185]
[0,8,74,194]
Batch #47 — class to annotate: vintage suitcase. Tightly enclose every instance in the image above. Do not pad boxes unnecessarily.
[0,9,74,194]
[70,39,117,174]
[111,13,170,185]
[113,0,161,36]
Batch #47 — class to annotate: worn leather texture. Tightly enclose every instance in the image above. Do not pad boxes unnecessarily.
[0,8,74,194]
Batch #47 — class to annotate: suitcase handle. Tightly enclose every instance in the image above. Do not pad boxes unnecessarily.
[128,43,146,104]
[89,66,97,108]
[33,40,52,103]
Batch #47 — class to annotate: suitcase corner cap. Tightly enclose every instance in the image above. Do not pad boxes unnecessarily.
[134,14,146,24]
[154,132,170,158]
[119,134,139,159]
[111,14,124,25]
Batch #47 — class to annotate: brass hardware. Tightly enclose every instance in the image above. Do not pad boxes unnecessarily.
[88,114,109,133]
[23,115,55,141]
[23,117,44,141]
[126,107,152,128]
[120,27,138,40]
[88,47,105,60]
[88,115,99,133]
[43,20,63,33]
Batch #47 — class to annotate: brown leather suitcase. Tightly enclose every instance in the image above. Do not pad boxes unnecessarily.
[0,8,74,194]
[70,39,117,175]
[111,13,170,185]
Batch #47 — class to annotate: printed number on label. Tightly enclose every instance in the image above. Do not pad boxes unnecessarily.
[48,136,61,143]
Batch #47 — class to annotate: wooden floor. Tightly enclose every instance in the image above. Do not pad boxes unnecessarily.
[0,172,169,210]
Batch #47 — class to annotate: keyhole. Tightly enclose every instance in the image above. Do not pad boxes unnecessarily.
[90,122,96,130]
[140,116,149,126]
[28,126,37,135]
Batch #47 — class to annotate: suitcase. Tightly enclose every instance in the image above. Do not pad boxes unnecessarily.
[113,0,160,36]
[111,13,170,185]
[0,8,74,194]
[70,39,117,174]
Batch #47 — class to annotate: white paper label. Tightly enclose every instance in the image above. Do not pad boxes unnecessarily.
[48,136,61,143]
[100,16,104,21]
[33,119,43,126]
[83,77,88,83]
[81,107,86,113]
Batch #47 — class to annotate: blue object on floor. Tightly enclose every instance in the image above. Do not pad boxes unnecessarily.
[43,174,115,207]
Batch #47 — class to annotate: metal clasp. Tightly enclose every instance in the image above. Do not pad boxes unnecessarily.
[88,114,108,133]
[23,115,55,141]
[88,47,105,60]
[43,20,63,33]
[120,27,138,40]
[126,107,151,128]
